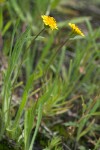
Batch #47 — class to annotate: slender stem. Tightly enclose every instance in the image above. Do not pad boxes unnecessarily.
[26,27,45,51]
[21,27,45,68]
[29,104,43,150]
[44,32,74,72]
[11,27,45,87]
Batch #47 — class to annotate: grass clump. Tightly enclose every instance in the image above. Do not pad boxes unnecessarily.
[0,0,100,150]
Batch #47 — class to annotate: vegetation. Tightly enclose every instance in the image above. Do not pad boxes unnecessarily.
[0,0,100,150]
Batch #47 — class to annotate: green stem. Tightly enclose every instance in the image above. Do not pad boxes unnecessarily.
[26,27,45,51]
[11,27,45,87]
[29,104,43,150]
[44,32,74,72]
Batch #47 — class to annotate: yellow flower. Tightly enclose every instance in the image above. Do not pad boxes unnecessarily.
[68,23,85,36]
[41,15,58,30]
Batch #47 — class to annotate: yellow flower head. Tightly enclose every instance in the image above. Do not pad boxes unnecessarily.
[69,23,85,37]
[41,15,58,30]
